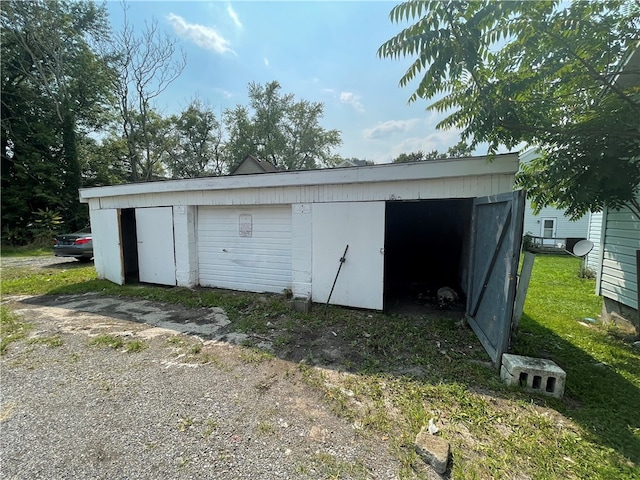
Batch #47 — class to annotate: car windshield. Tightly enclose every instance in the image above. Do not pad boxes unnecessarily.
[76,227,91,234]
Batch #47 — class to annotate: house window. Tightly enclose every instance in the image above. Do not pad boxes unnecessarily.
[542,218,556,238]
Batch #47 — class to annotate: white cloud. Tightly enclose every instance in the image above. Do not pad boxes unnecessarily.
[388,129,463,158]
[167,13,235,55]
[339,92,364,112]
[226,4,242,29]
[213,87,233,98]
[364,119,421,140]
[264,57,270,67]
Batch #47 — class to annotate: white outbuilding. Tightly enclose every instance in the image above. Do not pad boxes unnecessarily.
[80,153,525,364]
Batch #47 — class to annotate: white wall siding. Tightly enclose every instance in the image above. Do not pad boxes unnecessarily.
[87,174,515,211]
[197,206,292,294]
[587,211,603,272]
[291,204,313,299]
[598,206,639,309]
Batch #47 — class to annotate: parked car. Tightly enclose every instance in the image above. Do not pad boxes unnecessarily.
[53,227,93,262]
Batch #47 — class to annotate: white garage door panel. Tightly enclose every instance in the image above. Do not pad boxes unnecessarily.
[90,208,124,285]
[136,207,176,286]
[198,206,292,293]
[312,202,386,310]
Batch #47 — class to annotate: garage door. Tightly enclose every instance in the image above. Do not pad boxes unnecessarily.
[198,206,292,293]
[312,202,386,310]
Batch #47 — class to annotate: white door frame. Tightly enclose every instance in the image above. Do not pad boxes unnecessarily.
[540,217,557,246]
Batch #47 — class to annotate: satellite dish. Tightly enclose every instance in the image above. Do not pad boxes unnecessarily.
[573,239,594,257]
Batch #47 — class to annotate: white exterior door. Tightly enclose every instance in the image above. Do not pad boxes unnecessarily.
[312,202,385,310]
[135,207,176,285]
[90,208,124,285]
[541,217,557,245]
[197,206,292,293]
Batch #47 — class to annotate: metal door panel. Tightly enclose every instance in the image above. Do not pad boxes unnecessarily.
[466,190,525,365]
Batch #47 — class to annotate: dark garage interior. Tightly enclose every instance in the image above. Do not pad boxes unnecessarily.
[384,199,473,310]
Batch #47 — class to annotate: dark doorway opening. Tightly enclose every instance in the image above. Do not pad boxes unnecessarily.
[384,199,473,311]
[120,208,139,283]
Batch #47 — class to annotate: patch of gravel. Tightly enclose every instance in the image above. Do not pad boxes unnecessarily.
[1,255,79,268]
[0,295,404,479]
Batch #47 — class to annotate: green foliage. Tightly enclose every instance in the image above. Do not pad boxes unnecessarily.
[168,98,225,178]
[0,305,32,355]
[1,263,98,295]
[224,81,342,171]
[392,140,474,163]
[379,1,640,219]
[29,208,63,246]
[1,0,115,238]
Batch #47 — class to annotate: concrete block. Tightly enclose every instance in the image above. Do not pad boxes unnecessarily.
[291,297,311,313]
[415,426,450,474]
[501,354,566,398]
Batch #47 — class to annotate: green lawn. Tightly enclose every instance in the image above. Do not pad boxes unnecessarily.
[1,252,638,479]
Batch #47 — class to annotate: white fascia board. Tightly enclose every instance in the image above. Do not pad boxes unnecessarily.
[79,153,519,202]
[518,147,540,165]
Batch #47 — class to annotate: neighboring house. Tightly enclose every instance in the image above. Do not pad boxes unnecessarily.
[231,155,279,175]
[80,153,525,365]
[336,158,372,168]
[519,148,589,250]
[593,195,639,330]
[588,45,640,332]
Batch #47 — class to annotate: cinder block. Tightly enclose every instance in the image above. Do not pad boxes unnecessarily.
[501,354,566,398]
[291,297,311,313]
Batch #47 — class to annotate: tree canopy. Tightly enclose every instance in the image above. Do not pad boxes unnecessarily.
[1,0,113,239]
[379,0,640,219]
[392,140,474,163]
[224,81,342,171]
[1,2,343,245]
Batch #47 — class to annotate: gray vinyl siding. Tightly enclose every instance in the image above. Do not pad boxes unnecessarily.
[597,203,639,310]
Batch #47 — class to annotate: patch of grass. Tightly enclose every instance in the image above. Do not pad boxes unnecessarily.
[299,256,639,479]
[256,421,275,435]
[27,335,63,348]
[1,264,98,294]
[177,417,194,432]
[239,347,274,364]
[202,419,218,438]
[0,305,32,355]
[125,340,147,353]
[89,334,124,350]
[1,245,51,257]
[297,452,370,479]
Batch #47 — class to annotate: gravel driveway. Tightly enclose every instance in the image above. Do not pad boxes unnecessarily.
[1,293,405,479]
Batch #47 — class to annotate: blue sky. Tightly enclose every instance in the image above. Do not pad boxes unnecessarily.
[106,1,469,164]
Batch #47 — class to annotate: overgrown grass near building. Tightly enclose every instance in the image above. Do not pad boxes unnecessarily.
[1,253,637,478]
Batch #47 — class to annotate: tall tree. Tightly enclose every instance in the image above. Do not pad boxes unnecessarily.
[109,4,186,182]
[379,1,640,219]
[224,81,342,171]
[168,99,225,178]
[1,0,114,241]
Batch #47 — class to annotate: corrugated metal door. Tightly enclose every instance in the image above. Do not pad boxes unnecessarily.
[136,207,176,285]
[466,190,525,365]
[197,206,292,293]
[90,208,124,285]
[312,202,385,310]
